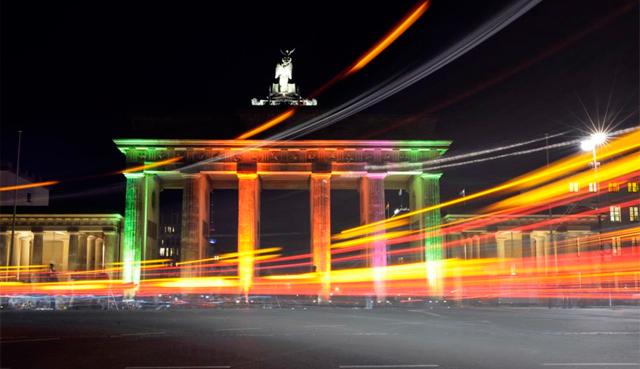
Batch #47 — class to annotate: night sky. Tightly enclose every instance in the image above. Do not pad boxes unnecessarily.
[1,1,638,250]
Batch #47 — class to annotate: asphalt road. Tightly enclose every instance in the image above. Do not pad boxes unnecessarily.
[1,306,638,369]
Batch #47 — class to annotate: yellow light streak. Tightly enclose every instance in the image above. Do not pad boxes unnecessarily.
[339,130,640,237]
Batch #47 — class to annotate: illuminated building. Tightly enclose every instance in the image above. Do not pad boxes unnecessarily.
[0,214,123,278]
[114,139,450,300]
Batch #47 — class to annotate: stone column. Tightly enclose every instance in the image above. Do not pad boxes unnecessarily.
[237,172,260,298]
[144,174,161,261]
[86,235,96,270]
[19,236,31,266]
[103,231,119,278]
[360,173,386,302]
[121,173,145,284]
[0,232,11,266]
[410,173,444,297]
[67,231,81,271]
[310,173,331,302]
[94,237,104,270]
[180,174,210,277]
[31,229,44,266]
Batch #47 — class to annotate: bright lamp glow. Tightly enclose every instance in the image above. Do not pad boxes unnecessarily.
[580,139,594,152]
[580,131,608,152]
[591,132,607,146]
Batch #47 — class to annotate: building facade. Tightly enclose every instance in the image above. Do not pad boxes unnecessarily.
[115,139,451,299]
[0,214,123,279]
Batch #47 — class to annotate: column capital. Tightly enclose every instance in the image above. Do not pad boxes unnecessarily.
[237,173,258,180]
[310,172,331,179]
[420,172,443,179]
[364,172,387,179]
[182,173,203,179]
[124,172,145,179]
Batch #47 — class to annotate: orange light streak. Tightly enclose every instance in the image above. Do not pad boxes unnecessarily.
[236,1,431,140]
[236,108,296,140]
[121,157,182,174]
[0,180,60,192]
[347,1,430,74]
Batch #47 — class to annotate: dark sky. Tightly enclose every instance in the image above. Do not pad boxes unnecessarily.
[1,0,638,223]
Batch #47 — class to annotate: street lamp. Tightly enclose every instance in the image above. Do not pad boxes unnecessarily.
[580,131,609,306]
[580,131,607,164]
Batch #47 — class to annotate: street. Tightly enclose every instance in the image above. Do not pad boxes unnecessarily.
[1,306,638,369]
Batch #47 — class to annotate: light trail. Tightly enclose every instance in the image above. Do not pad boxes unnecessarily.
[235,108,296,140]
[235,1,431,140]
[338,129,640,238]
[0,180,60,192]
[368,131,568,171]
[0,157,182,193]
[180,0,542,171]
[120,156,182,174]
[257,0,543,142]
[347,1,430,75]
[3,139,639,302]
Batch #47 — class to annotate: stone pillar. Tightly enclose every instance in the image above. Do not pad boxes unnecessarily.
[310,173,331,302]
[144,174,161,261]
[180,174,210,277]
[31,229,44,266]
[67,231,81,271]
[237,172,260,298]
[359,173,386,302]
[410,173,444,297]
[103,231,119,278]
[0,232,11,266]
[86,235,96,270]
[61,236,70,272]
[19,236,31,266]
[94,237,104,270]
[122,173,145,284]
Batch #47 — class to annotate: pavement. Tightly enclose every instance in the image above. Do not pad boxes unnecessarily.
[1,306,639,369]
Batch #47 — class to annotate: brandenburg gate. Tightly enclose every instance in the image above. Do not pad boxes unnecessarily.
[114,139,450,298]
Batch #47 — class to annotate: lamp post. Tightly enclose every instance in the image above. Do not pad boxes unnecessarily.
[580,132,608,306]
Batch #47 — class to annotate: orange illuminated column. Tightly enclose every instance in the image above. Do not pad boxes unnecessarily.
[310,173,332,302]
[359,173,387,302]
[237,173,260,299]
[180,174,211,278]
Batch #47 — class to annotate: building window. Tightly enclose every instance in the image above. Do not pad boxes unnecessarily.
[608,182,619,192]
[609,206,621,222]
[569,182,579,192]
[630,206,639,222]
[628,182,638,192]
[588,182,598,192]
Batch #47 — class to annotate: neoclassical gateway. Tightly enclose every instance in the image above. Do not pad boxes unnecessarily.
[114,139,451,290]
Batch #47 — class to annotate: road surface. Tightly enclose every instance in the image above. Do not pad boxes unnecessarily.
[1,306,638,369]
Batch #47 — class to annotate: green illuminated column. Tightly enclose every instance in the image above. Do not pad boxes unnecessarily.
[410,173,443,296]
[144,174,161,262]
[122,173,145,284]
[122,173,160,284]
[422,173,443,262]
